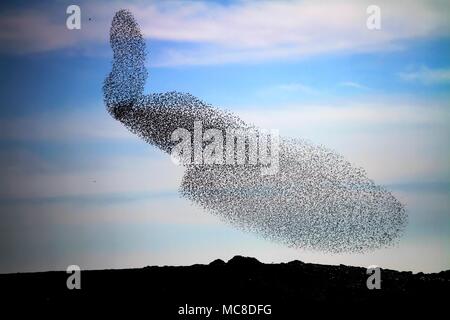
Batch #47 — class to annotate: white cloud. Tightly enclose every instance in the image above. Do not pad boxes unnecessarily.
[399,66,450,85]
[0,153,184,200]
[239,101,450,129]
[0,196,219,227]
[0,109,133,142]
[1,98,448,201]
[137,0,450,66]
[339,81,370,90]
[269,82,318,95]
[238,100,450,182]
[0,1,449,65]
[0,109,183,200]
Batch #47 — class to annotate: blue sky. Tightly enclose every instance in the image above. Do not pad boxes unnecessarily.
[0,0,449,273]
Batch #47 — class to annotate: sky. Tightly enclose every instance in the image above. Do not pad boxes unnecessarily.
[0,0,449,273]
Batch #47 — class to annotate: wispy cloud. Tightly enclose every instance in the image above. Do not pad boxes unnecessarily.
[239,100,450,182]
[1,0,449,65]
[339,81,370,90]
[0,110,133,142]
[0,151,183,200]
[273,83,318,95]
[398,66,450,85]
[2,98,449,200]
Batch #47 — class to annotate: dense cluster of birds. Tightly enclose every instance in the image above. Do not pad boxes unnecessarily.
[103,10,407,253]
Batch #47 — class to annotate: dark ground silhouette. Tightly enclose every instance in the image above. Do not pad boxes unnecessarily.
[1,256,448,317]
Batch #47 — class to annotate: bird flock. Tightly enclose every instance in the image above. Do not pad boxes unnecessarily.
[103,10,407,253]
